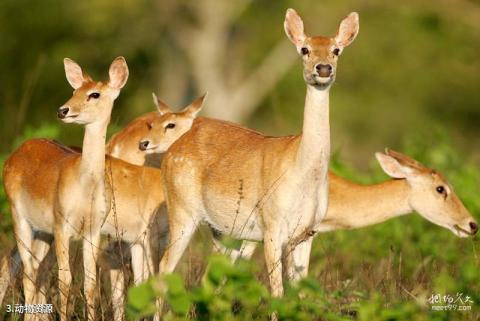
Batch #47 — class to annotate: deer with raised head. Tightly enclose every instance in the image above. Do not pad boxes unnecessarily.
[3,57,128,320]
[3,57,128,321]
[3,82,205,321]
[142,9,360,307]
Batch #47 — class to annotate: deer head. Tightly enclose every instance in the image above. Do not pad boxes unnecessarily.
[138,93,207,153]
[376,149,478,237]
[284,9,359,89]
[58,57,129,125]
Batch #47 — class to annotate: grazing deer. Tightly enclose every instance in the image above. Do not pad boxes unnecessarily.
[221,149,479,280]
[2,88,204,321]
[146,9,360,306]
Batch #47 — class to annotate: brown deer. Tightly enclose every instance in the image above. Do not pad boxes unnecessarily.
[215,149,479,280]
[3,86,204,321]
[148,9,360,306]
[4,57,129,321]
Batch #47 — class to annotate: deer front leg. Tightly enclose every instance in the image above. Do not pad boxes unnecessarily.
[83,232,101,321]
[264,229,284,297]
[54,229,71,321]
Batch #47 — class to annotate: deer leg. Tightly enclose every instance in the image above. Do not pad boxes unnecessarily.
[285,236,313,283]
[131,243,148,285]
[83,232,101,321]
[11,206,38,310]
[0,248,21,305]
[31,238,51,296]
[264,230,283,297]
[30,237,51,321]
[154,211,197,321]
[110,268,125,321]
[54,229,71,321]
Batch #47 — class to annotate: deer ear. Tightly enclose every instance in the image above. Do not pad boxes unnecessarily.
[64,58,84,89]
[182,92,207,118]
[108,56,129,90]
[375,152,412,179]
[284,8,307,49]
[152,93,171,115]
[335,12,359,49]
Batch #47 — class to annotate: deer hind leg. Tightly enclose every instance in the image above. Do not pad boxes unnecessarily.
[131,243,149,285]
[54,228,71,321]
[0,248,21,305]
[30,236,52,321]
[284,236,313,283]
[110,268,125,321]
[104,241,129,321]
[154,208,198,321]
[11,206,37,309]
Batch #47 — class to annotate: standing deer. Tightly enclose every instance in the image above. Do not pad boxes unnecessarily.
[2,87,204,321]
[3,57,129,321]
[148,9,360,306]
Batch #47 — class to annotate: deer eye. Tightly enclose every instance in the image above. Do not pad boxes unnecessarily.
[165,123,176,129]
[300,47,310,55]
[436,186,445,194]
[147,123,153,130]
[88,92,100,99]
[332,48,340,56]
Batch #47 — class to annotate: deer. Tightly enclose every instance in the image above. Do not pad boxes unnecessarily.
[2,115,477,319]
[2,79,205,321]
[3,57,129,321]
[106,93,205,321]
[214,149,479,279]
[144,9,360,309]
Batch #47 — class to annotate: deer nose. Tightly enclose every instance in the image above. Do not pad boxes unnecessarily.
[469,221,478,235]
[57,107,69,119]
[139,140,149,151]
[315,64,333,77]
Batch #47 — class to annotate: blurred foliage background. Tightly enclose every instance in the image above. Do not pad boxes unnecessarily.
[1,0,480,164]
[1,0,479,320]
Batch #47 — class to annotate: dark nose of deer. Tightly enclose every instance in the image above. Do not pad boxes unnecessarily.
[139,140,149,151]
[315,64,333,77]
[469,222,478,235]
[57,107,69,119]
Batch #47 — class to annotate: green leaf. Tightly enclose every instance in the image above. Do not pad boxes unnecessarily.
[126,279,157,320]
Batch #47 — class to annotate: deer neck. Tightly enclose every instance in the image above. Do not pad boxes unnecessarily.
[322,179,413,231]
[296,85,330,171]
[80,118,110,181]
